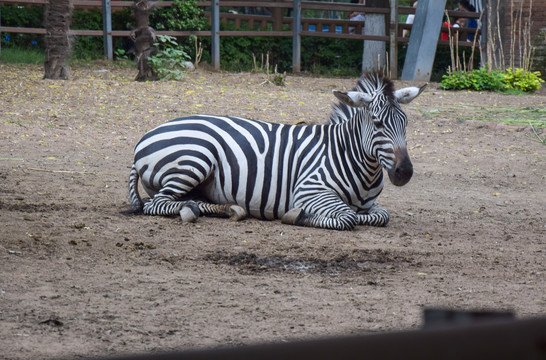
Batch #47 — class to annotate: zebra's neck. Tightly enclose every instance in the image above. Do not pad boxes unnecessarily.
[341,111,378,160]
[333,113,383,180]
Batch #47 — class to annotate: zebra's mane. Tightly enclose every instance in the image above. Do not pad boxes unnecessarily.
[329,72,395,124]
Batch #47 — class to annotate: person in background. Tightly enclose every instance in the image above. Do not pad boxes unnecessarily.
[441,14,460,41]
[402,1,418,38]
[349,0,366,34]
[457,0,478,41]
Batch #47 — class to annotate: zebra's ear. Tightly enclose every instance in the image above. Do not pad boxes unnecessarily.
[333,90,373,108]
[394,83,428,104]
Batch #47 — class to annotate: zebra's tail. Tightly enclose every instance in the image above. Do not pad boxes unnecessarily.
[128,163,144,214]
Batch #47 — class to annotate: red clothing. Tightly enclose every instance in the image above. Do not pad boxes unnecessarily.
[441,21,452,40]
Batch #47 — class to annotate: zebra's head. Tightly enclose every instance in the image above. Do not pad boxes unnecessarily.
[331,74,427,187]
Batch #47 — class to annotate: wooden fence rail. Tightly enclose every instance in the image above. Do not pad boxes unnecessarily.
[0,0,479,77]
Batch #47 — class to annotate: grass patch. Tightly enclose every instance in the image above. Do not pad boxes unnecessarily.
[422,105,546,128]
[502,88,528,96]
[0,47,44,64]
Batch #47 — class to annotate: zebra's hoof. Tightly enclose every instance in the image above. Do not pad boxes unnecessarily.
[180,207,198,224]
[228,205,247,221]
[281,208,303,225]
[180,203,200,224]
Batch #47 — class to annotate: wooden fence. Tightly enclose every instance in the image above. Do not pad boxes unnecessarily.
[0,0,480,76]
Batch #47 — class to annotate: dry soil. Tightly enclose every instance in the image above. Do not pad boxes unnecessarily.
[0,63,545,359]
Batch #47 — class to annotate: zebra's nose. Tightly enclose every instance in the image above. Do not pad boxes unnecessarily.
[393,161,413,186]
[388,149,413,186]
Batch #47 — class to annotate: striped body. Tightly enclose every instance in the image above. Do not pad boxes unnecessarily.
[129,73,426,230]
[133,115,383,220]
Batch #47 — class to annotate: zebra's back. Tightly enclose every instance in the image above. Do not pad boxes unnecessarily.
[133,115,325,219]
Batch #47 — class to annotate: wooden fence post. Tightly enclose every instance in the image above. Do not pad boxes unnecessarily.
[389,0,398,78]
[362,0,388,73]
[211,0,220,70]
[292,0,301,73]
[272,0,283,31]
[102,0,113,60]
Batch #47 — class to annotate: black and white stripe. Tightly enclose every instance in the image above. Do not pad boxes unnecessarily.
[129,73,426,230]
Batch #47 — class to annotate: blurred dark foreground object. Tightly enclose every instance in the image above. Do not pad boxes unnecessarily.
[423,307,516,328]
[100,312,545,360]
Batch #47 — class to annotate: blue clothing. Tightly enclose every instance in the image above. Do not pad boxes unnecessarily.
[467,18,478,41]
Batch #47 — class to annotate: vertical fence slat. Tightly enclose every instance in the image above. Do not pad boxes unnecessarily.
[389,0,398,78]
[211,0,220,70]
[292,0,301,73]
[0,6,2,57]
[102,0,113,60]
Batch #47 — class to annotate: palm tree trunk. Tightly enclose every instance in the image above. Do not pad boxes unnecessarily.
[132,0,158,81]
[43,0,73,80]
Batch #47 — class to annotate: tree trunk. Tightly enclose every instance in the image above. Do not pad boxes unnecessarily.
[362,0,388,73]
[483,0,505,71]
[132,0,158,81]
[43,0,73,80]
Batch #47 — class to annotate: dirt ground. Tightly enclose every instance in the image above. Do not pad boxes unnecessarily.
[0,63,544,359]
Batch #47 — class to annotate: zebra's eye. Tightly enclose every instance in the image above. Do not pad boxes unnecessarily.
[372,115,383,128]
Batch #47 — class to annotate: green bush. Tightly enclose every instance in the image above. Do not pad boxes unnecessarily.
[1,4,43,48]
[217,33,294,73]
[71,8,135,60]
[71,8,102,30]
[503,68,544,92]
[148,35,191,80]
[201,22,363,76]
[146,0,207,69]
[150,0,208,31]
[441,67,544,93]
[440,70,471,90]
[0,4,42,27]
[441,68,506,91]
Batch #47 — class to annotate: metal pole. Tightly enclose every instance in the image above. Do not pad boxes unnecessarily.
[211,0,220,70]
[389,0,398,78]
[102,0,113,60]
[401,0,446,81]
[292,0,301,73]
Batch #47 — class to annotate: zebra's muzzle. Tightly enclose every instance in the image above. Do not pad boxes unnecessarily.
[387,148,413,187]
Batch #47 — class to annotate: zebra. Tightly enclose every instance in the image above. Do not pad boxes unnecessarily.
[129,73,426,231]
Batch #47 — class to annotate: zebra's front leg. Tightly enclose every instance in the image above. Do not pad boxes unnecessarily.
[143,193,187,216]
[196,201,247,221]
[281,191,359,231]
[357,204,390,227]
[143,195,201,223]
[282,208,358,231]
